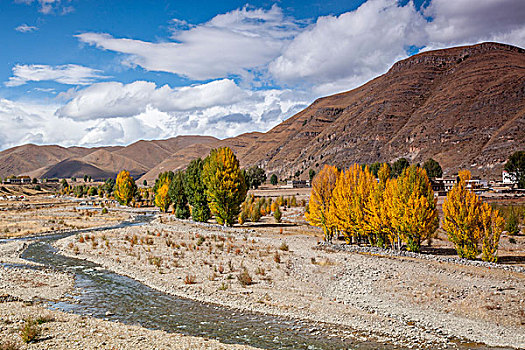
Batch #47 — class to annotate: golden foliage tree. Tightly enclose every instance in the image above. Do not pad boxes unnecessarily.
[364,163,392,247]
[202,147,247,226]
[383,165,438,252]
[154,171,174,212]
[305,165,339,241]
[330,164,376,243]
[442,170,504,261]
[114,170,136,206]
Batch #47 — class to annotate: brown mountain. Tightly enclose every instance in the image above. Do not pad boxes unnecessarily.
[142,42,525,182]
[1,136,218,180]
[237,42,524,179]
[2,42,524,182]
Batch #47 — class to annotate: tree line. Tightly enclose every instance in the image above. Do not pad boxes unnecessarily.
[306,163,504,262]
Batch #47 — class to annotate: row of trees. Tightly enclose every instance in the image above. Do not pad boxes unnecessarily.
[153,147,248,226]
[306,164,504,262]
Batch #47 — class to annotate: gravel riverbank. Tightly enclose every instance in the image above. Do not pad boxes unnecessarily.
[0,233,260,349]
[55,216,525,349]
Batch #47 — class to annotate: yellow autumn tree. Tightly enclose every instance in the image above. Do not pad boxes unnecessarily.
[383,165,438,252]
[442,170,504,261]
[479,202,504,262]
[114,170,136,206]
[305,164,339,242]
[155,182,171,212]
[153,171,174,212]
[364,163,392,247]
[202,147,247,226]
[330,164,376,244]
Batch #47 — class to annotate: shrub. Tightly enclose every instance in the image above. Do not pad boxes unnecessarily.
[505,208,520,235]
[237,268,253,286]
[101,207,108,214]
[273,205,282,223]
[184,274,196,284]
[20,318,40,343]
[273,251,281,263]
[279,242,289,251]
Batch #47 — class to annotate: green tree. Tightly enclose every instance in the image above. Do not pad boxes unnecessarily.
[504,151,525,188]
[270,174,278,185]
[245,166,266,189]
[392,158,410,178]
[169,171,190,219]
[369,162,381,177]
[273,205,282,223]
[423,158,443,178]
[184,158,211,222]
[202,147,247,226]
[32,177,38,184]
[143,179,148,187]
[61,178,68,189]
[309,169,316,182]
[114,170,137,206]
[84,174,88,182]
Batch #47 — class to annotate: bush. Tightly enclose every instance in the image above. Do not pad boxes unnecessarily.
[505,208,520,235]
[101,207,108,214]
[184,274,196,284]
[273,206,282,223]
[237,268,253,287]
[20,318,40,343]
[279,242,289,251]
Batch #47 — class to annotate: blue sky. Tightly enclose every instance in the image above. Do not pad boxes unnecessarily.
[1,0,524,150]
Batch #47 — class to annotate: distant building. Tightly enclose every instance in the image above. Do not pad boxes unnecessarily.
[282,180,310,188]
[502,170,517,185]
[431,177,457,195]
[2,176,31,185]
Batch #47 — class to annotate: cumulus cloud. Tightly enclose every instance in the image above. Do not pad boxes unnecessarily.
[56,79,247,120]
[15,24,38,33]
[5,64,107,87]
[0,78,310,150]
[425,0,525,47]
[268,0,525,95]
[76,5,304,80]
[270,0,426,90]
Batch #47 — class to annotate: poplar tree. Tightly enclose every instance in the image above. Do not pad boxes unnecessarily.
[442,170,504,261]
[154,171,174,212]
[169,170,190,219]
[330,164,375,244]
[184,158,211,222]
[202,147,247,226]
[305,165,339,242]
[114,170,136,206]
[384,165,438,252]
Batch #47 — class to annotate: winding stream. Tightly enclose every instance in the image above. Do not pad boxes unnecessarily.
[3,215,498,349]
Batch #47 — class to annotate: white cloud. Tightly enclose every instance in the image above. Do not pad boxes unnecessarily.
[76,5,304,80]
[56,79,248,120]
[15,24,38,33]
[425,0,525,47]
[5,64,107,87]
[270,0,425,90]
[0,78,310,150]
[16,0,72,15]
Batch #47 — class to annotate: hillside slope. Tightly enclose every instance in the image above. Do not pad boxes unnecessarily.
[236,42,525,179]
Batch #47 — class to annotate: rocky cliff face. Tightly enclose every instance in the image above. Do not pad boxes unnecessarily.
[238,42,525,179]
